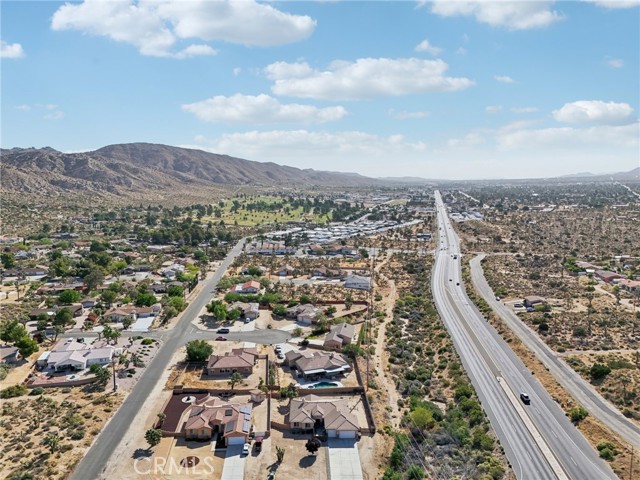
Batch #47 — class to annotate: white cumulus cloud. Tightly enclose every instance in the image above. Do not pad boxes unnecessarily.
[427,1,563,30]
[187,130,428,174]
[486,105,503,113]
[497,122,639,150]
[182,94,347,124]
[415,39,442,55]
[51,0,315,58]
[494,75,514,84]
[265,58,474,100]
[1,40,25,58]
[511,106,538,113]
[586,0,640,8]
[387,109,430,120]
[606,58,624,68]
[552,100,635,125]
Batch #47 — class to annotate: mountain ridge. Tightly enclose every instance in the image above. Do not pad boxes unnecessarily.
[0,143,382,201]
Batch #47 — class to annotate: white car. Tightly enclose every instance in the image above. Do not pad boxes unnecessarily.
[242,443,250,455]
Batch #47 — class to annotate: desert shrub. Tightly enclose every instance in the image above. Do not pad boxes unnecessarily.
[29,387,45,396]
[590,363,611,381]
[141,338,154,345]
[568,406,588,423]
[0,384,28,398]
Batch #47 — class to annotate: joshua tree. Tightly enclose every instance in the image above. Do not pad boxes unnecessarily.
[228,372,243,391]
[275,445,285,463]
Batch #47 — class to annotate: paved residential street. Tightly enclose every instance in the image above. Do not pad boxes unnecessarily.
[69,238,259,480]
[432,191,616,480]
[470,253,640,449]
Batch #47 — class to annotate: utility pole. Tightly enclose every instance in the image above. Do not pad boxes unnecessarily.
[111,358,117,392]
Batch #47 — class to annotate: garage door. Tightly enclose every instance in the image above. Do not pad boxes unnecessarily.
[327,430,337,438]
[338,431,356,439]
[227,436,245,445]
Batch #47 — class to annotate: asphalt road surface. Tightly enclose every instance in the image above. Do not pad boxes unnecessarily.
[470,253,640,450]
[432,191,616,480]
[70,238,289,480]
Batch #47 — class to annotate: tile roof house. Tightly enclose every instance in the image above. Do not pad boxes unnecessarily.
[288,394,359,439]
[38,339,116,372]
[207,348,259,376]
[618,279,640,293]
[275,265,296,277]
[286,304,321,324]
[229,302,260,320]
[284,350,351,380]
[324,323,356,350]
[183,396,253,444]
[234,280,261,294]
[104,305,159,322]
[344,275,371,291]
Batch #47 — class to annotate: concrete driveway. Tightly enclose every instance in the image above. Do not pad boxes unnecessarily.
[327,439,363,480]
[220,445,246,480]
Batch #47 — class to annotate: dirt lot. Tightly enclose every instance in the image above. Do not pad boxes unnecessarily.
[0,387,124,480]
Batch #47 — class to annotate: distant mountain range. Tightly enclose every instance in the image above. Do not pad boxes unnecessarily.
[1,143,637,202]
[0,143,382,201]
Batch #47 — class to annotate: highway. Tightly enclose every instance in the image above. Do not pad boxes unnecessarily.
[70,238,289,480]
[432,191,617,480]
[470,253,640,449]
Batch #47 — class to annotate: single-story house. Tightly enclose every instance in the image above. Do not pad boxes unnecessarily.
[523,296,547,308]
[182,396,253,445]
[618,279,640,293]
[312,267,344,279]
[38,339,117,372]
[275,265,296,277]
[324,323,356,350]
[594,270,624,284]
[0,345,22,364]
[60,304,84,317]
[28,308,56,320]
[307,244,325,255]
[234,280,261,294]
[286,304,321,324]
[230,302,260,320]
[104,305,159,323]
[344,275,371,291]
[207,348,258,376]
[149,283,168,294]
[284,350,351,380]
[80,297,97,309]
[288,394,359,439]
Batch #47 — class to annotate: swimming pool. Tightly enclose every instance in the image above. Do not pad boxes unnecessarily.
[309,381,339,389]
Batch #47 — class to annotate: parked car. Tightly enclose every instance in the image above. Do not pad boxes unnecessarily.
[277,352,284,360]
[242,443,250,456]
[244,317,251,323]
[216,336,227,341]
[274,345,282,353]
[217,328,230,334]
[514,303,523,308]
[520,393,531,405]
[526,307,535,312]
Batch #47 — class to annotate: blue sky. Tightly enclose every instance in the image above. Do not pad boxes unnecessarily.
[1,1,638,179]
